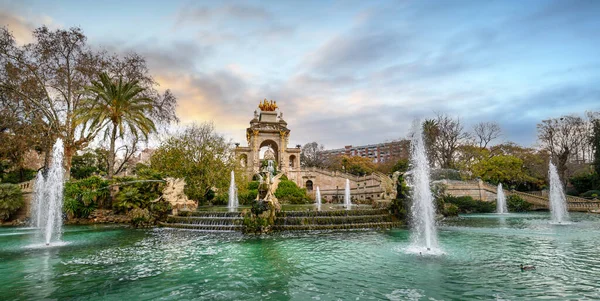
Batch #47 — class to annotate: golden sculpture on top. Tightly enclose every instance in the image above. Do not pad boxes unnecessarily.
[259,98,278,111]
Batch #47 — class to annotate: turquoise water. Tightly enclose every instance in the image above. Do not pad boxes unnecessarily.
[1,212,599,300]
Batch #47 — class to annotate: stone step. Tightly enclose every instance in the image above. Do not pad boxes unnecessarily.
[177,211,242,218]
[272,222,401,231]
[275,214,393,226]
[167,215,243,221]
[159,222,243,231]
[276,209,389,218]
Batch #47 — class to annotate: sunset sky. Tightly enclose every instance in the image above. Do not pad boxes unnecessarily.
[2,0,599,149]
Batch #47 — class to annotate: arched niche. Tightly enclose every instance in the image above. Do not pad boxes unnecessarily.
[306,180,313,191]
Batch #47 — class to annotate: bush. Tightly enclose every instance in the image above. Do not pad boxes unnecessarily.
[1,168,36,184]
[247,181,259,190]
[128,208,152,228]
[63,176,109,218]
[148,199,172,222]
[390,175,409,220]
[0,183,24,221]
[443,195,495,213]
[580,190,600,199]
[506,195,532,212]
[445,204,459,216]
[569,173,599,195]
[238,190,257,205]
[274,180,310,204]
[113,186,145,213]
[212,193,228,206]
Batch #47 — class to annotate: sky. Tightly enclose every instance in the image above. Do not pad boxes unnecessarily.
[1,0,599,149]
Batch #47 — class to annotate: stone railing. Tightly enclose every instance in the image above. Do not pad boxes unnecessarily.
[18,180,35,193]
[480,182,600,211]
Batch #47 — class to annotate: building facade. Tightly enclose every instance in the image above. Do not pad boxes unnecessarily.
[321,140,410,163]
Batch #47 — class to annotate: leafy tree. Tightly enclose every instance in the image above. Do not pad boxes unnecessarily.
[326,155,376,176]
[471,155,540,188]
[592,118,600,175]
[150,123,239,204]
[300,142,326,168]
[70,150,107,179]
[0,26,177,175]
[391,158,410,173]
[77,72,156,178]
[422,118,439,166]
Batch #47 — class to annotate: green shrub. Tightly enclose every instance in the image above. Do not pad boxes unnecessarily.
[274,180,310,204]
[148,199,172,222]
[445,204,459,216]
[507,195,532,212]
[63,176,108,218]
[443,195,495,213]
[238,190,257,205]
[1,168,36,184]
[247,181,259,190]
[390,174,409,220]
[212,193,228,206]
[113,186,144,213]
[569,173,599,195]
[580,190,600,199]
[0,183,24,220]
[129,208,152,228]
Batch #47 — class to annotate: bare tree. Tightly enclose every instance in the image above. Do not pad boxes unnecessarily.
[433,113,470,169]
[300,142,326,168]
[473,122,502,148]
[537,115,586,182]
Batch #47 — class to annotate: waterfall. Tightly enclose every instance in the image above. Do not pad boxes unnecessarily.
[548,162,569,223]
[316,186,322,211]
[496,183,508,214]
[228,171,238,212]
[344,179,351,210]
[408,122,439,252]
[31,139,65,245]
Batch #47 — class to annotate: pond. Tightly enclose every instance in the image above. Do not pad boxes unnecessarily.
[1,212,599,300]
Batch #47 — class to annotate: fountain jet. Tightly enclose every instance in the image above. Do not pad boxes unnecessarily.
[548,162,569,223]
[344,179,351,210]
[316,186,322,211]
[496,183,508,214]
[228,171,238,212]
[31,139,65,245]
[408,122,439,252]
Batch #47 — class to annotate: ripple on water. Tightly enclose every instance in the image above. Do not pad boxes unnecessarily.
[1,213,600,300]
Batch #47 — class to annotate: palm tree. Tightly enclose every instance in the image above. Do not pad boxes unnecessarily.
[77,72,156,178]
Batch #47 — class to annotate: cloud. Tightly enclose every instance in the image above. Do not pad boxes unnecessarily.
[176,3,273,25]
[304,31,409,75]
[0,11,35,44]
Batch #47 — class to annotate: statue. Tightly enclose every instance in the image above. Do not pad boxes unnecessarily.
[258,98,278,111]
[162,178,197,214]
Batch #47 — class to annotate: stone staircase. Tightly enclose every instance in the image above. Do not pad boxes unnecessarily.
[159,211,243,232]
[272,209,400,231]
[479,182,600,212]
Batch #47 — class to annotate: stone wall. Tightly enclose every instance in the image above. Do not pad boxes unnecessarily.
[441,179,497,201]
[286,167,396,203]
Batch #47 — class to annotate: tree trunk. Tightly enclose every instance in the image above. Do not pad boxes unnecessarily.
[63,144,74,180]
[108,123,118,179]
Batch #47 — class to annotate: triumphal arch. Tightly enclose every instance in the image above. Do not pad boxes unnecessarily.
[235,99,301,176]
[235,100,396,203]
